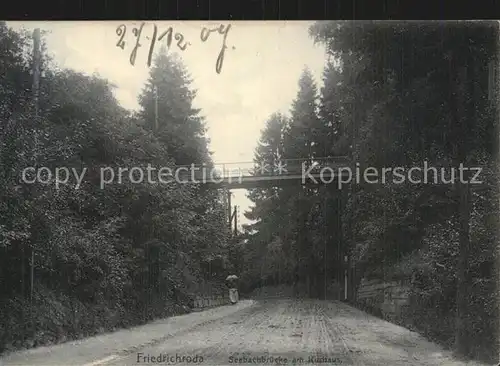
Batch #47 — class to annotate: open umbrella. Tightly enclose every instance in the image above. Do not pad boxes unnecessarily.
[225,274,238,281]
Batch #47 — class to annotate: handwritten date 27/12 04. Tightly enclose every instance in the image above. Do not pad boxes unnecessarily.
[115,22,232,74]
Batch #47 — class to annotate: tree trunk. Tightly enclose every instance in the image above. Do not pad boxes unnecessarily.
[452,61,472,358]
[455,176,471,355]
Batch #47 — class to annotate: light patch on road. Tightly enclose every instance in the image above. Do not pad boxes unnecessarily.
[81,355,120,366]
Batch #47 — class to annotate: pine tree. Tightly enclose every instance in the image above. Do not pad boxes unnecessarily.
[138,50,210,165]
[283,67,320,162]
[137,49,229,293]
[242,113,290,286]
[246,112,287,224]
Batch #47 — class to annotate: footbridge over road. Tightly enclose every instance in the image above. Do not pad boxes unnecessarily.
[173,156,352,189]
[173,156,352,246]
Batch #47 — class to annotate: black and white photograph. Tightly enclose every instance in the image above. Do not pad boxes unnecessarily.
[0,20,499,365]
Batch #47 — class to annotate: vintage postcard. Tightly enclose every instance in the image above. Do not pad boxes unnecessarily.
[0,21,498,366]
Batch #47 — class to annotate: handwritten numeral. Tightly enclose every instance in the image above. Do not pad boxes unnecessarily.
[158,27,173,49]
[116,24,126,49]
[175,33,188,51]
[130,22,145,66]
[200,24,231,74]
[157,27,188,52]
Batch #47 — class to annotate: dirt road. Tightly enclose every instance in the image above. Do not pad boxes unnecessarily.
[1,299,486,366]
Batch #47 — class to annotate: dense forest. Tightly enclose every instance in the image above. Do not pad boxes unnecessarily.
[237,21,500,362]
[1,21,499,363]
[0,23,231,352]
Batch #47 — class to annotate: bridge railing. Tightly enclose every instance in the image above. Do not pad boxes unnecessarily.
[173,156,351,180]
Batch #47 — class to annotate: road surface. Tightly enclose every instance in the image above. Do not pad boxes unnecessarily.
[0,299,486,366]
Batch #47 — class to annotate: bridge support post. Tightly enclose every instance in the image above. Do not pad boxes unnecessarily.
[227,189,232,233]
[344,255,348,301]
[234,206,238,236]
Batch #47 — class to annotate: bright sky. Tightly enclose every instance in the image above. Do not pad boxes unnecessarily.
[8,21,327,226]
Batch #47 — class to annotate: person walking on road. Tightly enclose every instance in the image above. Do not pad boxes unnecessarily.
[225,274,239,304]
